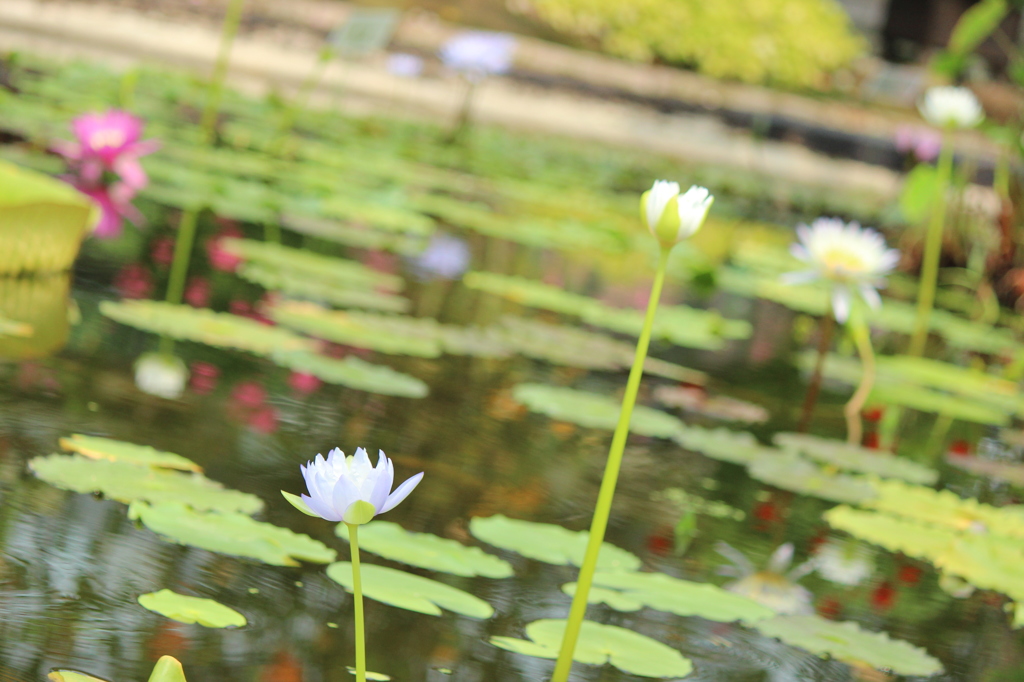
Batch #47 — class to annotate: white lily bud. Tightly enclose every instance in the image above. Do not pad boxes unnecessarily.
[640,181,713,249]
[919,86,983,129]
[134,352,188,400]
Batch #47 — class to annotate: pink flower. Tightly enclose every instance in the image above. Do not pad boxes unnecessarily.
[184,277,211,308]
[151,236,175,268]
[232,381,267,409]
[207,225,244,272]
[248,405,278,434]
[189,362,220,395]
[113,264,154,300]
[894,125,941,163]
[55,110,159,191]
[74,181,143,239]
[288,371,322,395]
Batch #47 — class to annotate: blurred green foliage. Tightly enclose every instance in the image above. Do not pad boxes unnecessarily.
[513,0,865,88]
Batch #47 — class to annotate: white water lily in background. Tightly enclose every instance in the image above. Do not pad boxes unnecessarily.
[134,352,188,400]
[783,217,900,322]
[285,448,423,525]
[716,541,814,615]
[640,181,714,249]
[440,31,517,80]
[919,86,984,129]
[811,536,876,586]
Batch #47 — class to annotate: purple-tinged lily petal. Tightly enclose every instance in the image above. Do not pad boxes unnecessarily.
[379,472,424,513]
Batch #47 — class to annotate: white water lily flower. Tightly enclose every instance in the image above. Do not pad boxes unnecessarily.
[811,537,876,586]
[641,181,714,249]
[134,352,188,400]
[919,86,984,129]
[783,217,900,322]
[716,541,814,615]
[285,448,423,525]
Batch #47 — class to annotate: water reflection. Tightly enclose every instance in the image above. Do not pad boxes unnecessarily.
[0,275,72,361]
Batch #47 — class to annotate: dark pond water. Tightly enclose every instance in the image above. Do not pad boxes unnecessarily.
[0,239,1022,682]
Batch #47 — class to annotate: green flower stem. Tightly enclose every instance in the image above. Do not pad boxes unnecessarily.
[844,310,876,446]
[348,522,367,682]
[165,208,200,307]
[909,131,953,357]
[551,247,671,682]
[797,308,835,433]
[199,0,246,144]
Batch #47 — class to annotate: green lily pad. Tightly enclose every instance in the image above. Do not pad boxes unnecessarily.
[268,302,442,357]
[511,384,684,439]
[48,672,109,682]
[335,521,513,578]
[654,385,768,423]
[326,562,493,618]
[774,433,938,485]
[59,434,201,472]
[563,571,775,623]
[747,451,877,504]
[137,589,247,628]
[100,301,315,357]
[673,425,777,465]
[490,619,693,678]
[755,614,943,677]
[280,213,428,256]
[129,501,336,566]
[220,238,403,292]
[496,317,706,383]
[469,515,641,571]
[271,350,428,398]
[30,454,264,514]
[238,262,410,313]
[946,454,1024,487]
[464,272,749,350]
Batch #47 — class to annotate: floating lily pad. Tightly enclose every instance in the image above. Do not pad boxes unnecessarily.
[497,317,705,383]
[469,515,641,571]
[268,302,442,357]
[238,262,410,313]
[774,433,938,485]
[48,672,109,682]
[654,385,768,423]
[335,521,513,578]
[30,454,263,513]
[649,488,746,521]
[747,451,877,504]
[129,501,336,566]
[865,479,1024,540]
[490,619,693,679]
[137,589,246,628]
[755,615,942,677]
[673,425,777,465]
[59,434,201,472]
[346,668,391,681]
[563,571,774,623]
[946,454,1024,487]
[271,350,428,398]
[326,562,493,618]
[220,238,403,292]
[281,213,428,255]
[511,384,683,439]
[464,272,749,350]
[101,301,314,357]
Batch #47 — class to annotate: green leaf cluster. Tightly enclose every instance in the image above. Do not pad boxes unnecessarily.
[511,383,684,438]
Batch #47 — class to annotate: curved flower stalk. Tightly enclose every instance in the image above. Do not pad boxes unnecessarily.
[783,218,898,443]
[551,180,713,682]
[909,87,983,356]
[284,448,423,682]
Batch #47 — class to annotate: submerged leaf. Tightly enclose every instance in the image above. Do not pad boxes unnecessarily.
[755,614,943,677]
[59,434,201,472]
[30,454,263,513]
[101,301,314,357]
[511,383,684,438]
[326,562,493,618]
[490,619,693,678]
[335,521,513,578]
[775,432,938,484]
[469,514,641,571]
[129,501,336,566]
[563,571,775,623]
[271,350,428,398]
[137,589,246,628]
